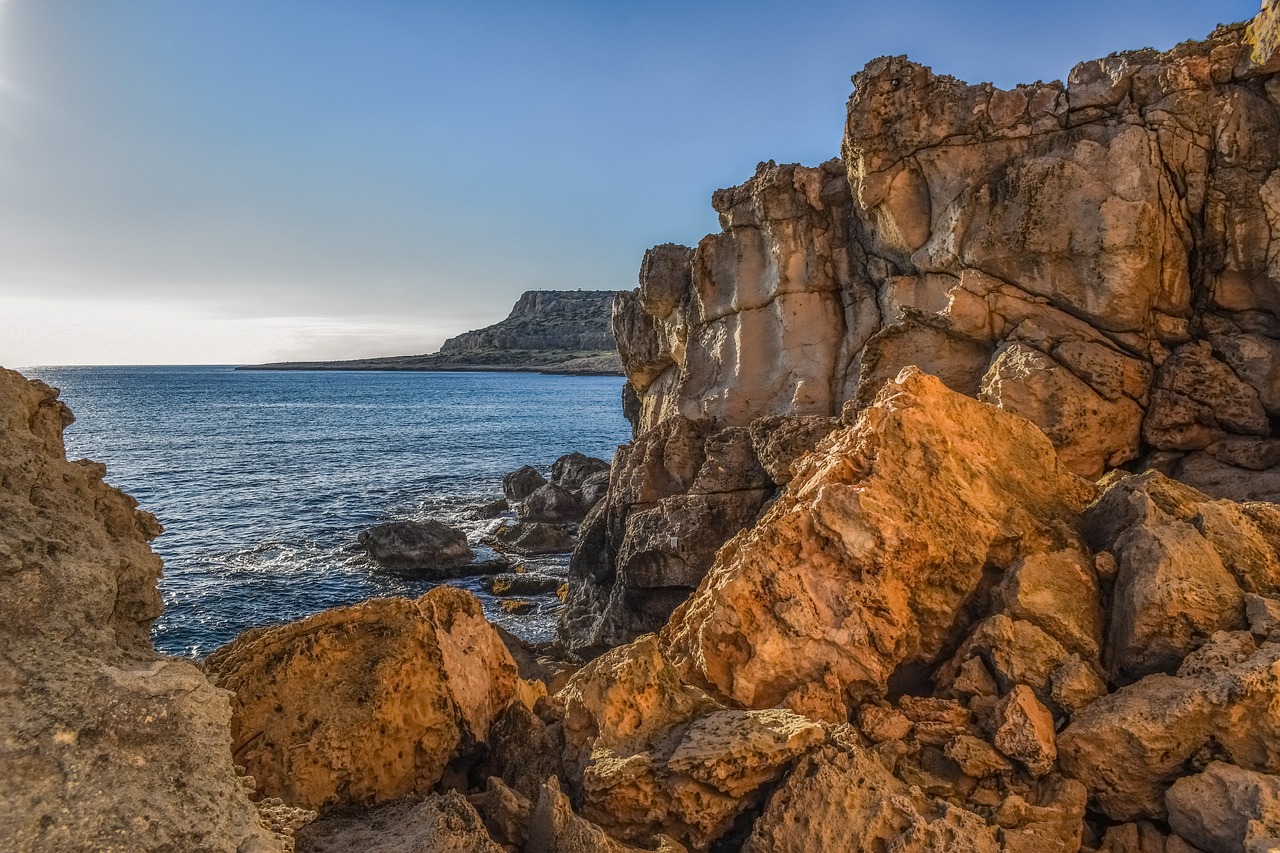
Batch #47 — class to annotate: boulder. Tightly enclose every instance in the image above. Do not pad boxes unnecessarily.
[503,465,548,501]
[661,369,1095,714]
[1058,633,1280,822]
[358,519,475,572]
[579,469,611,510]
[557,635,822,850]
[1165,761,1280,853]
[551,452,611,492]
[475,497,510,519]
[741,745,1000,853]
[517,483,584,524]
[205,586,518,810]
[993,686,1057,778]
[0,369,282,852]
[491,521,576,555]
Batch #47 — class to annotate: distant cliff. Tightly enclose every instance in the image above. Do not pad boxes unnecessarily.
[440,290,620,353]
[240,289,625,374]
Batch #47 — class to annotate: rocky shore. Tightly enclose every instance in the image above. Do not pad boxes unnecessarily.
[6,5,1280,853]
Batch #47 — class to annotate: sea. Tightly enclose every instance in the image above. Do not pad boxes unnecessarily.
[21,365,632,658]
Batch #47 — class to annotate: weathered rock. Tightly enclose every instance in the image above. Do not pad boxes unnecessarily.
[560,418,774,655]
[747,414,839,485]
[0,369,282,852]
[517,483,584,524]
[741,745,1001,853]
[525,777,689,853]
[441,289,621,353]
[206,586,518,810]
[484,572,566,596]
[557,635,823,849]
[662,369,1094,713]
[503,465,548,502]
[1058,633,1280,822]
[551,452,611,492]
[491,522,576,555]
[995,549,1103,661]
[585,13,1280,661]
[1165,761,1280,853]
[359,519,475,572]
[993,686,1057,778]
[293,791,504,853]
[579,469,611,510]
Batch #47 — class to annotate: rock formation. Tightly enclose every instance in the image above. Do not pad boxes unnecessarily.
[440,290,621,354]
[205,586,519,811]
[566,6,1280,653]
[0,368,285,852]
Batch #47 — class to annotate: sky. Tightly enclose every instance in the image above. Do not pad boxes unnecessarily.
[0,0,1263,366]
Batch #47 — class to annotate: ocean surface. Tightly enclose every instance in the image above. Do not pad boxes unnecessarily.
[22,365,632,658]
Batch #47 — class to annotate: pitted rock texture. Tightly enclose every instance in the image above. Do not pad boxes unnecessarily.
[568,10,1280,655]
[661,369,1095,713]
[0,368,282,852]
[206,586,518,811]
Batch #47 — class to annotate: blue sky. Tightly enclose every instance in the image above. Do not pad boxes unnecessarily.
[0,0,1261,365]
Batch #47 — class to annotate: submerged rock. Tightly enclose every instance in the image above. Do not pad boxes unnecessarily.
[359,519,475,572]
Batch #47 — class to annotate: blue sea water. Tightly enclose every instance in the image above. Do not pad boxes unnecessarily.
[21,365,632,658]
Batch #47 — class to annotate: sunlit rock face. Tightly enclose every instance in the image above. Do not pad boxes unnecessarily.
[0,368,283,853]
[562,14,1280,655]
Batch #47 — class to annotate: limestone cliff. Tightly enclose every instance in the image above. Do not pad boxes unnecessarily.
[0,369,284,852]
[441,289,621,353]
[565,10,1280,654]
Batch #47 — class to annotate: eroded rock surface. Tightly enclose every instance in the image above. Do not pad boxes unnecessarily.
[206,586,519,811]
[0,368,282,852]
[568,6,1280,655]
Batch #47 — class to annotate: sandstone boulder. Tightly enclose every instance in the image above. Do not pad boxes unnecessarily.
[0,369,282,852]
[206,586,518,811]
[1058,633,1280,822]
[1165,761,1280,853]
[358,519,475,572]
[557,635,823,850]
[661,369,1095,713]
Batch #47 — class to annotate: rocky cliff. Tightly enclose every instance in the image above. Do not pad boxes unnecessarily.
[441,289,621,353]
[566,10,1280,654]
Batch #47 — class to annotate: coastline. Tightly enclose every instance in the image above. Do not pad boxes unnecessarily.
[236,350,624,376]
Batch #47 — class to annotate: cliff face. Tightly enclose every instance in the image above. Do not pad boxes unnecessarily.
[0,369,283,852]
[440,289,622,353]
[567,13,1280,654]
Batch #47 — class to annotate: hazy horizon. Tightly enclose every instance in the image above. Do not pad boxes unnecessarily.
[0,0,1260,368]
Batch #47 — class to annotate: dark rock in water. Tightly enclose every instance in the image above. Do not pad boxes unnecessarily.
[359,520,474,571]
[579,470,611,511]
[476,497,510,519]
[503,466,548,502]
[517,483,583,524]
[551,452,610,492]
[484,573,565,596]
[492,521,575,555]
